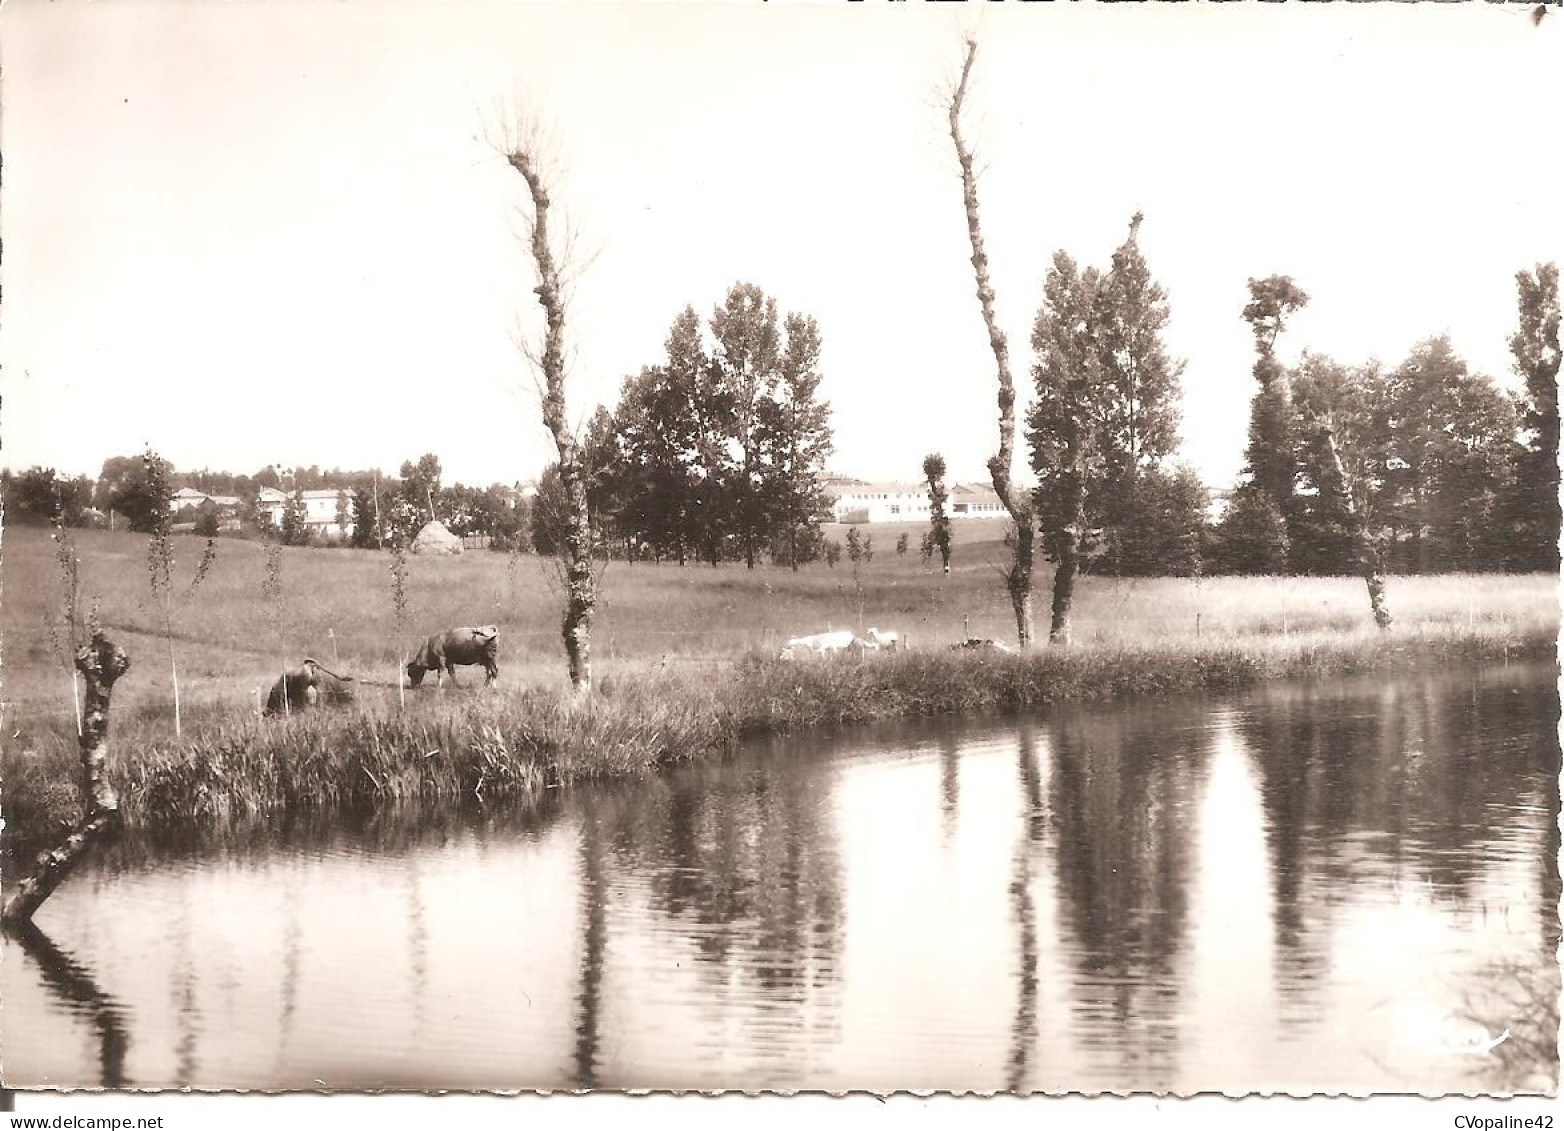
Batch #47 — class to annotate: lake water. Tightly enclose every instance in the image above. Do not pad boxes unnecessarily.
[5,663,1558,1094]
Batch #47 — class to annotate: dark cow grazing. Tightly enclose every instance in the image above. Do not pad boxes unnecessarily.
[406,625,499,688]
[264,659,355,716]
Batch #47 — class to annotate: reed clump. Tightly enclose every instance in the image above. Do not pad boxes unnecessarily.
[4,618,1551,863]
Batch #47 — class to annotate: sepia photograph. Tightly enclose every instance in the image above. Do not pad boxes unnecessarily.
[1,0,1560,1106]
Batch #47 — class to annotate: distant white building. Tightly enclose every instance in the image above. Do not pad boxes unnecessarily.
[257,486,356,538]
[824,478,1006,523]
[947,483,1006,518]
[169,487,242,511]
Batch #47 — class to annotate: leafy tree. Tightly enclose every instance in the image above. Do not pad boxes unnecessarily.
[762,312,833,571]
[1092,214,1185,573]
[351,486,378,548]
[1293,354,1395,628]
[845,525,865,565]
[710,283,782,569]
[768,523,824,567]
[1240,276,1310,538]
[674,305,736,567]
[615,362,696,563]
[531,464,569,560]
[400,453,443,525]
[280,488,308,546]
[334,490,352,542]
[1505,262,1560,571]
[100,452,173,532]
[194,501,221,538]
[922,453,954,574]
[4,467,92,526]
[93,455,141,514]
[1212,488,1291,575]
[1382,337,1517,573]
[824,539,842,569]
[896,532,909,557]
[490,487,532,553]
[1027,252,1104,641]
[582,405,625,555]
[1111,465,1207,577]
[611,291,832,569]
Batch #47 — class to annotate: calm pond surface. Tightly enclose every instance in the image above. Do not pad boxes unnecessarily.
[5,663,1559,1094]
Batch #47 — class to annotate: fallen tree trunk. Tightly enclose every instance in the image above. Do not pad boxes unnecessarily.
[2,634,129,929]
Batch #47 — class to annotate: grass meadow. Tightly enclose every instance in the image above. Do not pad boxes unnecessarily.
[3,522,1558,857]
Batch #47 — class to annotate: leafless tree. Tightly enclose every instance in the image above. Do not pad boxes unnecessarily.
[946,39,1036,649]
[492,106,598,693]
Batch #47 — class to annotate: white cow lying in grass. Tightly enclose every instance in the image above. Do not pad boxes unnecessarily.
[779,630,857,660]
[862,628,900,651]
[780,628,903,660]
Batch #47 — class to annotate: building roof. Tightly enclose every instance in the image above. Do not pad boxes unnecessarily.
[257,487,353,503]
[950,483,1003,505]
[825,481,925,498]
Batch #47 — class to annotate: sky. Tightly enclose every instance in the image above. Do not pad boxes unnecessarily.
[3,1,1561,493]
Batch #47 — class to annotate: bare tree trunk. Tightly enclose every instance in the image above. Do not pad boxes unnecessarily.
[1322,425,1393,631]
[1049,545,1078,646]
[507,142,596,694]
[948,39,1035,649]
[3,634,130,928]
[1048,470,1086,644]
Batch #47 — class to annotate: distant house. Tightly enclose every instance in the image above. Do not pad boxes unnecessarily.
[168,487,243,530]
[256,487,356,538]
[824,478,1007,524]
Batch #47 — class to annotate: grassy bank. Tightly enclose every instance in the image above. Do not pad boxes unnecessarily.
[4,614,1554,861]
[5,524,1557,736]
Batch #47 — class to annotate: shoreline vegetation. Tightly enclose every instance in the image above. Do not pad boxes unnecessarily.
[5,618,1555,865]
[3,526,1558,863]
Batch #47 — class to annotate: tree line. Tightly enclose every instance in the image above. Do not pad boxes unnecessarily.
[531,281,836,569]
[2,452,534,551]
[1214,264,1559,577]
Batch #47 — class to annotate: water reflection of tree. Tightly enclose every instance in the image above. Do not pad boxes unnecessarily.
[939,732,961,845]
[1047,704,1207,1086]
[583,748,846,1065]
[1005,724,1043,1092]
[13,922,130,1087]
[573,811,607,1089]
[1242,668,1561,1023]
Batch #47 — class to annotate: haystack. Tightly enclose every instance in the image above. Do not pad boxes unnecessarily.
[411,520,464,556]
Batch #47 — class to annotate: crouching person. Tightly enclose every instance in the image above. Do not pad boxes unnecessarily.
[264,659,354,716]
